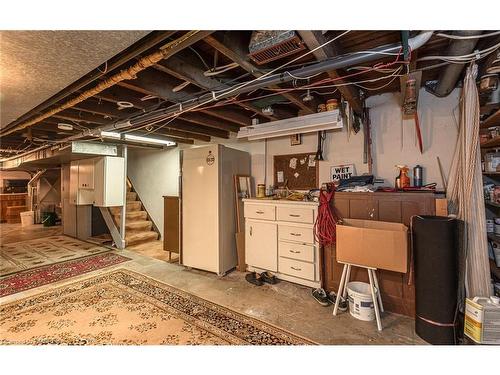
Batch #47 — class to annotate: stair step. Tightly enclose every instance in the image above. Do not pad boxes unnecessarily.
[126,191,137,201]
[114,210,148,221]
[125,231,159,246]
[123,220,153,232]
[109,202,142,215]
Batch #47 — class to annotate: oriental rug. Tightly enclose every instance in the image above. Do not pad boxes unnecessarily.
[0,236,111,277]
[0,253,130,297]
[0,269,314,345]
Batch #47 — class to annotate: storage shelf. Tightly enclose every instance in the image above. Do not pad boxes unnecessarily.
[481,109,500,129]
[480,136,500,149]
[483,171,500,176]
[487,233,500,242]
[485,201,500,209]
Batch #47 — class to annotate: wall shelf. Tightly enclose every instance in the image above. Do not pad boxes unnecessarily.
[480,109,500,129]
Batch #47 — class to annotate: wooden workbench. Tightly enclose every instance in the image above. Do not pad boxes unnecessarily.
[0,193,28,223]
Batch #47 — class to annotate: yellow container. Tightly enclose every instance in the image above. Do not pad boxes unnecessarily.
[256,184,266,198]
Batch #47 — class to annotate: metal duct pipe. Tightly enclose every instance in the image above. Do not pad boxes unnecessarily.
[1,31,434,164]
[434,31,482,97]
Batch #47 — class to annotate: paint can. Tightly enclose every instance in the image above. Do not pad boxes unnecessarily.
[257,184,266,198]
[413,165,423,187]
[326,99,338,111]
[317,103,326,113]
[347,281,376,321]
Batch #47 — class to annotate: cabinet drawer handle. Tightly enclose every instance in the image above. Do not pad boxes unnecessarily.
[290,232,301,236]
[291,266,302,271]
[289,250,301,254]
[250,226,252,236]
[289,214,301,217]
[255,210,265,214]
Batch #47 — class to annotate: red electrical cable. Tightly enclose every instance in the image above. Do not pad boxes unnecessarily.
[314,186,338,247]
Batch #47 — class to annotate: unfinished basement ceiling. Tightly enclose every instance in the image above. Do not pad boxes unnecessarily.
[0,30,149,128]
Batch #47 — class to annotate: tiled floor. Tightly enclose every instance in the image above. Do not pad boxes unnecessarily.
[0,223,424,344]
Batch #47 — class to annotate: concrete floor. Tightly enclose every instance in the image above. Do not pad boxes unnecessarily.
[0,223,424,344]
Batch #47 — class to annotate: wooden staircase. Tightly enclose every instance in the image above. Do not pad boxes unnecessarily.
[110,188,159,247]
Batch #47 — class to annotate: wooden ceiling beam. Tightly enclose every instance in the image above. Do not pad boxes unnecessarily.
[154,127,210,142]
[153,53,272,122]
[180,112,240,132]
[204,32,314,114]
[72,99,134,119]
[92,86,148,110]
[297,30,363,115]
[168,119,230,139]
[201,108,250,126]
[51,109,108,125]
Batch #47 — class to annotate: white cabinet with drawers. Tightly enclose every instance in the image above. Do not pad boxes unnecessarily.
[243,199,320,288]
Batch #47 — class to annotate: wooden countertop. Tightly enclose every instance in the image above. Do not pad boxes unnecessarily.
[243,198,318,206]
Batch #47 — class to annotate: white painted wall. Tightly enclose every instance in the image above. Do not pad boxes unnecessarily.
[224,88,460,189]
[127,147,180,237]
[127,88,460,235]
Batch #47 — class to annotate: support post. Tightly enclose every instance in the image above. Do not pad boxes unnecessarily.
[120,144,128,249]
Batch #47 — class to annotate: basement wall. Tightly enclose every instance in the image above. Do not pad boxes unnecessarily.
[127,88,460,236]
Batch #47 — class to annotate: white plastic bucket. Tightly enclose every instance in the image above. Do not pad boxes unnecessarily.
[347,281,376,321]
[20,211,34,227]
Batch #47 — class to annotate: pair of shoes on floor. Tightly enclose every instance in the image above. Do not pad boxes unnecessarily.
[245,271,277,286]
[328,291,348,312]
[311,288,348,311]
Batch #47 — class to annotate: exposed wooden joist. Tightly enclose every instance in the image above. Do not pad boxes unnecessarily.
[51,109,108,125]
[204,32,314,114]
[92,86,148,110]
[201,108,250,126]
[167,119,230,139]
[155,128,210,142]
[73,99,134,119]
[297,30,363,115]
[152,52,279,121]
[181,112,240,132]
[120,69,193,103]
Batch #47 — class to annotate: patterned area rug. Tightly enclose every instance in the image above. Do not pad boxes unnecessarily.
[0,236,110,276]
[0,253,131,297]
[0,269,314,345]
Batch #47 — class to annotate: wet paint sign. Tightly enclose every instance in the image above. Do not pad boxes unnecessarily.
[331,164,355,181]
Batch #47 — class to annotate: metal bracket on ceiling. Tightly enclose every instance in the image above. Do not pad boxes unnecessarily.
[401,31,410,62]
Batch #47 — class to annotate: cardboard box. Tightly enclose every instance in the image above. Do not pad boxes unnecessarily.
[336,219,409,273]
[464,297,500,344]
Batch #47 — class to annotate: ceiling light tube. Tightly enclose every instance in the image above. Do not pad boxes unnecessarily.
[124,134,176,146]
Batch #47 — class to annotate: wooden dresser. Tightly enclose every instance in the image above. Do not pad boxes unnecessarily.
[243,199,320,288]
[324,191,441,317]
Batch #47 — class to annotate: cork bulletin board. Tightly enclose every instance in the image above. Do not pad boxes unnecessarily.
[273,152,319,190]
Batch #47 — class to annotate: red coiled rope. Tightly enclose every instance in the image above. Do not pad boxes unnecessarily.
[314,186,338,247]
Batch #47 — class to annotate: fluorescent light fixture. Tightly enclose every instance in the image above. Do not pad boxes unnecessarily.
[101,131,121,138]
[57,123,73,131]
[237,110,343,140]
[125,134,176,146]
[100,130,176,146]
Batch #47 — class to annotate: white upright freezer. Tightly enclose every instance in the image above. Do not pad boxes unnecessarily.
[180,144,250,275]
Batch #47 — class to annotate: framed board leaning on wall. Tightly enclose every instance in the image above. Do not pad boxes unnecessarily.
[273,152,319,190]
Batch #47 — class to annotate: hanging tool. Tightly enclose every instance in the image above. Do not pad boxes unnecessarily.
[315,131,326,161]
[414,111,423,153]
